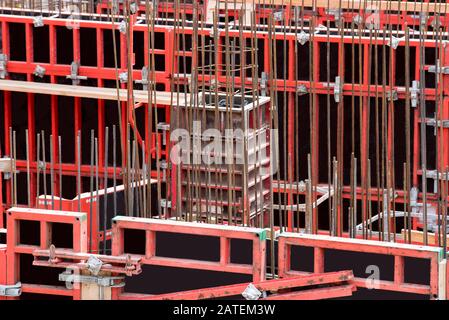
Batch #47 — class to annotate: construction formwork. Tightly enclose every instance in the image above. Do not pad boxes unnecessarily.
[0,2,446,233]
[0,0,449,300]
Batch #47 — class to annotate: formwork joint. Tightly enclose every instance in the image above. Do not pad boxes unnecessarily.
[33,16,44,27]
[428,64,449,75]
[59,271,125,288]
[0,54,8,79]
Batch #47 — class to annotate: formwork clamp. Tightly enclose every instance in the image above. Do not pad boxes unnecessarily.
[160,199,171,216]
[118,20,127,34]
[242,283,264,300]
[59,271,125,288]
[159,160,168,181]
[326,9,343,26]
[34,65,46,78]
[296,84,308,96]
[273,10,284,22]
[0,282,22,297]
[119,72,128,84]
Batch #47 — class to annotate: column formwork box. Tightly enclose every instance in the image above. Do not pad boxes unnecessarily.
[170,92,272,226]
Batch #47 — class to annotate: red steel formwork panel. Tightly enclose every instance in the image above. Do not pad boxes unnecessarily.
[111,216,267,299]
[6,207,87,299]
[0,11,447,235]
[277,232,445,299]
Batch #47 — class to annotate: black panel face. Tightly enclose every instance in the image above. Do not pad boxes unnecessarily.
[324,249,395,281]
[336,288,428,300]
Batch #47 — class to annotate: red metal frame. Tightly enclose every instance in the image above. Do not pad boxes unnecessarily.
[35,180,153,253]
[111,216,267,299]
[5,207,87,299]
[0,12,446,232]
[278,232,444,298]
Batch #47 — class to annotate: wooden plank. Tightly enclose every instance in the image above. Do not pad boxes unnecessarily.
[401,229,442,246]
[0,79,185,106]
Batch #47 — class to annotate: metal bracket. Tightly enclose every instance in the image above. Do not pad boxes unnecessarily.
[87,256,103,276]
[387,36,404,50]
[111,0,119,15]
[37,160,46,171]
[0,54,8,79]
[157,122,170,145]
[292,7,301,23]
[260,72,268,97]
[326,9,343,26]
[365,10,380,30]
[429,60,449,76]
[33,16,44,27]
[129,2,138,14]
[297,30,310,45]
[420,12,428,27]
[135,66,149,90]
[160,160,168,182]
[425,118,449,128]
[386,90,398,102]
[411,80,420,108]
[242,283,262,300]
[353,14,363,26]
[273,10,284,22]
[425,170,449,181]
[431,16,442,29]
[119,72,128,84]
[0,156,13,175]
[33,65,46,78]
[160,198,171,209]
[59,271,125,288]
[209,27,221,38]
[296,84,308,96]
[333,76,342,103]
[0,282,22,297]
[66,62,87,85]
